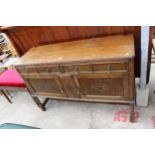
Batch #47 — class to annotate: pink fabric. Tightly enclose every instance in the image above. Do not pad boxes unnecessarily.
[0,69,25,87]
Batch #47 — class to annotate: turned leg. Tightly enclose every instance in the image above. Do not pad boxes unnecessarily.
[5,90,12,98]
[26,88,48,111]
[130,103,135,122]
[32,96,47,111]
[42,98,49,107]
[1,90,12,103]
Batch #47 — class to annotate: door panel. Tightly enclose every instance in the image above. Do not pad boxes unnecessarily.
[74,72,129,100]
[60,75,80,98]
[25,77,66,97]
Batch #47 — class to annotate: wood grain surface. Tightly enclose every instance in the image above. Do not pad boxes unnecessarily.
[14,34,134,66]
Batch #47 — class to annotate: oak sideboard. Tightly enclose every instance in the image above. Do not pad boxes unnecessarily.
[14,34,135,122]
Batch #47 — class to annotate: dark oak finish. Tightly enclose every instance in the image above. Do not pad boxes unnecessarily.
[14,34,135,122]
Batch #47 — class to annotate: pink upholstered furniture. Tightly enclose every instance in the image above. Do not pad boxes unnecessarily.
[0,69,26,103]
[0,69,25,87]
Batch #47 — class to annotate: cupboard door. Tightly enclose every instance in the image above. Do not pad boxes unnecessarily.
[25,77,66,97]
[60,75,80,98]
[74,72,129,100]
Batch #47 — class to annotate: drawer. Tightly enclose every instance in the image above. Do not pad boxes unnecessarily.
[93,62,128,71]
[63,64,92,72]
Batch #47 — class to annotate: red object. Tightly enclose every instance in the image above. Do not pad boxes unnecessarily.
[134,112,139,122]
[0,69,25,87]
[114,111,127,122]
[114,111,139,122]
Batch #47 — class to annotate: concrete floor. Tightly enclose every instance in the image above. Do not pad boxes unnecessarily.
[0,65,155,129]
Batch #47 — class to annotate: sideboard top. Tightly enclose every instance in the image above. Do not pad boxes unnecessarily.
[15,34,135,66]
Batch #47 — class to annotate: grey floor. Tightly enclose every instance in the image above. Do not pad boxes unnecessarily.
[0,65,155,129]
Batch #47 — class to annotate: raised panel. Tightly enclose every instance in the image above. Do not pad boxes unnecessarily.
[60,75,79,98]
[74,72,129,100]
[37,66,60,74]
[93,62,128,72]
[93,63,108,71]
[63,64,92,72]
[18,67,38,75]
[110,63,128,70]
[18,66,60,76]
[25,77,66,97]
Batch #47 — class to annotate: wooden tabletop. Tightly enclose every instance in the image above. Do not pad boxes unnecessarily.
[15,34,135,66]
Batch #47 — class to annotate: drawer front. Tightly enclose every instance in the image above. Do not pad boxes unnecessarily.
[25,77,66,97]
[74,72,129,100]
[93,62,128,72]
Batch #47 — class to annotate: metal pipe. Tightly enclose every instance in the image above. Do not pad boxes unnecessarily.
[140,26,150,89]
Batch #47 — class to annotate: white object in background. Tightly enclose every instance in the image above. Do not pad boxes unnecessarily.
[136,26,150,107]
[0,57,19,69]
